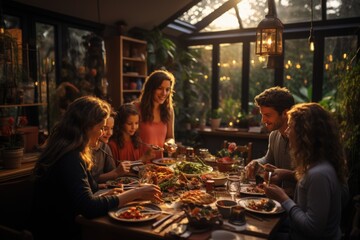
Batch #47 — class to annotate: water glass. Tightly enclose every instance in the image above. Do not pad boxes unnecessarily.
[227,175,241,201]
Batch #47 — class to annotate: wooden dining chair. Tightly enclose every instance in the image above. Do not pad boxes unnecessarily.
[223,140,253,165]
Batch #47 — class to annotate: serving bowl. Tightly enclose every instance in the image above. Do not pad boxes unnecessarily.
[216,157,235,172]
[215,200,237,219]
[201,171,228,186]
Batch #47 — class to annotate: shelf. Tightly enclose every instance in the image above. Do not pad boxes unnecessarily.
[0,103,47,108]
[123,57,146,62]
[123,90,141,93]
[123,73,147,78]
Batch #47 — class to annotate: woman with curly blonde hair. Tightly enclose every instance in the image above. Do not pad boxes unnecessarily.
[264,103,348,240]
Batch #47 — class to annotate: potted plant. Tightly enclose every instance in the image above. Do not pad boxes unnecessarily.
[0,116,24,169]
[210,108,222,130]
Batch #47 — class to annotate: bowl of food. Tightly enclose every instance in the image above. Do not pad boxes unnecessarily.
[201,171,228,186]
[182,203,222,229]
[216,157,235,172]
[215,200,237,219]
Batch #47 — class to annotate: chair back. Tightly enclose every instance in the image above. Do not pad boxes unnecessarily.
[0,177,34,236]
[223,140,253,165]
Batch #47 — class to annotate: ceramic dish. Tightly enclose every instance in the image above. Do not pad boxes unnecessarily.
[108,203,161,222]
[240,184,265,196]
[152,157,176,166]
[106,176,139,188]
[238,197,284,214]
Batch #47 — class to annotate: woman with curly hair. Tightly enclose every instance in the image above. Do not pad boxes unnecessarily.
[264,103,348,240]
[32,96,162,240]
[133,70,177,159]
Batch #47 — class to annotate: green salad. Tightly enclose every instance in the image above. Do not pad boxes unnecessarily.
[176,161,211,174]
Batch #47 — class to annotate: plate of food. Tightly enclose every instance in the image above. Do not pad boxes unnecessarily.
[179,190,216,205]
[152,157,176,166]
[108,203,162,222]
[175,161,213,177]
[106,176,139,188]
[238,197,284,214]
[201,171,228,186]
[240,184,265,195]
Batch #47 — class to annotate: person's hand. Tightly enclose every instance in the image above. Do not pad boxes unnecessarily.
[115,161,131,175]
[164,139,177,155]
[137,184,163,203]
[262,183,289,203]
[270,168,295,185]
[245,160,257,179]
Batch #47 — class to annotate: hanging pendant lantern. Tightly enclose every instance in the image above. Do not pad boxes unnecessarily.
[255,0,284,56]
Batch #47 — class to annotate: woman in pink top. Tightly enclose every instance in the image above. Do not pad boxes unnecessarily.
[108,103,154,165]
[134,70,176,159]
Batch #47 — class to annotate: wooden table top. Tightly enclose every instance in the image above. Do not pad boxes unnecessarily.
[77,193,285,240]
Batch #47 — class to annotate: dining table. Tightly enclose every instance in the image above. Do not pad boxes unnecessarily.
[76,190,286,240]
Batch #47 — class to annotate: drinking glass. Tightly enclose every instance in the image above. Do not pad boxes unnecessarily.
[227,175,241,201]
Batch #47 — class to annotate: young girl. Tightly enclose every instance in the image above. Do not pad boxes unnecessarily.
[134,70,177,159]
[108,103,154,164]
[91,113,131,187]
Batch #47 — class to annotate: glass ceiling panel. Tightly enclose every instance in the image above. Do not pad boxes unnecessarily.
[201,8,239,32]
[276,0,322,24]
[178,0,229,24]
[327,0,360,19]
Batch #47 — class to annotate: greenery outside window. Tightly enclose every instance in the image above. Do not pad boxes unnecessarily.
[283,39,313,103]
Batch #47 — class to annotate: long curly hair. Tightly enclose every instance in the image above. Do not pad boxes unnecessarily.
[111,103,141,149]
[35,96,111,178]
[288,103,347,183]
[138,70,175,123]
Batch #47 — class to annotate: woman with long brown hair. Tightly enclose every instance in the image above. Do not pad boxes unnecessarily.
[32,96,162,240]
[264,103,348,240]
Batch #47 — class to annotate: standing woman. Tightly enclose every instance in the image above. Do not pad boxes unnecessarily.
[264,103,348,240]
[134,70,176,158]
[31,96,162,240]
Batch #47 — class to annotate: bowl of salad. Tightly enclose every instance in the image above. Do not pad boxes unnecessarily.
[175,161,213,177]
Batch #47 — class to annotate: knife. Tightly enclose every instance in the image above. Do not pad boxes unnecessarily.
[153,212,185,233]
[152,213,174,229]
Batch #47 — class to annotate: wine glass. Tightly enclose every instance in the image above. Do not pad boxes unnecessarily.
[227,175,241,201]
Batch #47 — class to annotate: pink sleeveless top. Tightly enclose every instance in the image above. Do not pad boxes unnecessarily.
[139,121,167,159]
[108,140,141,166]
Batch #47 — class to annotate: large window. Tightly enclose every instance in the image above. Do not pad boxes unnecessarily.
[219,43,242,123]
[283,39,314,103]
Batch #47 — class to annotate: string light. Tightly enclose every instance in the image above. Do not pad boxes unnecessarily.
[309,0,315,52]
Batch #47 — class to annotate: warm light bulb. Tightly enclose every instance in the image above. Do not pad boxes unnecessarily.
[309,40,315,52]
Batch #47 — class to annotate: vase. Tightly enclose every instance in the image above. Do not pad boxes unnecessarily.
[2,147,24,169]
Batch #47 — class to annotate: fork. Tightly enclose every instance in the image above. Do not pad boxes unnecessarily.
[138,140,164,151]
[267,171,272,185]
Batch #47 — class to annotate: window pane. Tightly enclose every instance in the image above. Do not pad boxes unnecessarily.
[179,0,228,24]
[36,23,55,130]
[64,28,106,98]
[219,43,242,124]
[187,45,212,123]
[283,39,313,103]
[276,0,321,24]
[324,36,357,103]
[327,0,360,19]
[249,43,274,112]
[201,8,239,32]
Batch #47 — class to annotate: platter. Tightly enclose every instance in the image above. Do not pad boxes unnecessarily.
[152,157,176,166]
[238,197,284,215]
[108,203,162,222]
[174,161,213,178]
[106,176,139,188]
[240,184,265,196]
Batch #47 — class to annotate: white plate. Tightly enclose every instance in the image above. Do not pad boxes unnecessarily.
[210,230,241,240]
[238,197,284,214]
[106,176,139,188]
[152,157,176,166]
[240,184,265,196]
[108,203,161,222]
